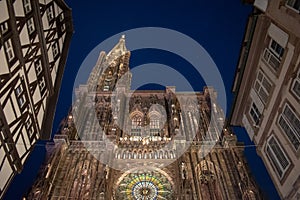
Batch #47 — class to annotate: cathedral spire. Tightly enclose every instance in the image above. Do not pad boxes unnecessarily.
[106,35,128,62]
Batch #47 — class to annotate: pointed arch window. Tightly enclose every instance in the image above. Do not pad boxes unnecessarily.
[150,114,160,136]
[131,114,142,136]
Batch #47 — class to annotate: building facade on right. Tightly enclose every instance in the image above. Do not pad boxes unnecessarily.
[229,0,300,199]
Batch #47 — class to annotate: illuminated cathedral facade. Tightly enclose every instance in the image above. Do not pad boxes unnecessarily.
[26,36,261,200]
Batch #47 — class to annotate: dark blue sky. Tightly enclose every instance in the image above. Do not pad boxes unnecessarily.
[4,1,280,199]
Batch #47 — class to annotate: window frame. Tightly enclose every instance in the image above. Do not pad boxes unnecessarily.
[278,103,300,150]
[131,115,142,136]
[254,70,273,104]
[15,83,26,109]
[52,42,59,58]
[4,39,15,62]
[249,102,261,125]
[265,135,291,179]
[269,39,285,59]
[35,59,42,76]
[18,95,26,108]
[291,68,300,100]
[286,0,300,13]
[262,38,285,72]
[15,84,23,97]
[0,22,8,34]
[26,17,35,35]
[39,76,46,91]
[46,4,55,23]
[23,0,32,14]
[150,116,160,136]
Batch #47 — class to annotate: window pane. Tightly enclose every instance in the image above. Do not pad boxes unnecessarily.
[279,116,300,149]
[262,78,272,93]
[266,146,283,177]
[259,89,268,104]
[270,40,284,58]
[284,106,300,133]
[292,80,300,99]
[266,136,290,179]
[16,85,23,96]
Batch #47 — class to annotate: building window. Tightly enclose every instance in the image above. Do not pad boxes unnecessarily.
[59,13,65,32]
[18,96,26,108]
[270,39,285,58]
[254,70,272,104]
[26,17,35,35]
[131,115,142,136]
[15,84,23,97]
[46,5,54,22]
[249,102,261,125]
[52,42,59,58]
[59,13,64,22]
[291,69,300,100]
[25,116,34,137]
[39,76,46,91]
[61,23,66,32]
[28,126,34,137]
[0,22,8,34]
[263,39,284,71]
[15,84,26,108]
[265,136,290,179]
[150,116,160,136]
[25,117,32,130]
[278,104,300,150]
[4,39,14,62]
[286,0,300,12]
[35,59,42,76]
[23,0,32,14]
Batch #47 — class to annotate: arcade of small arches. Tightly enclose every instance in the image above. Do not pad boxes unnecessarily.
[114,149,176,160]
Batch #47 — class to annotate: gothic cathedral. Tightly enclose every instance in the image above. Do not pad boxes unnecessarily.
[26,36,261,200]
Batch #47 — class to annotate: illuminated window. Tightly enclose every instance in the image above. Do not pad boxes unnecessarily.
[150,116,160,136]
[131,115,142,136]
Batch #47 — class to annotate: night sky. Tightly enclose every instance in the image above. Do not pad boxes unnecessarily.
[4,1,280,199]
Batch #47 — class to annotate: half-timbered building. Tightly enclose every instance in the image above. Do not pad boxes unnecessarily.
[0,0,73,198]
